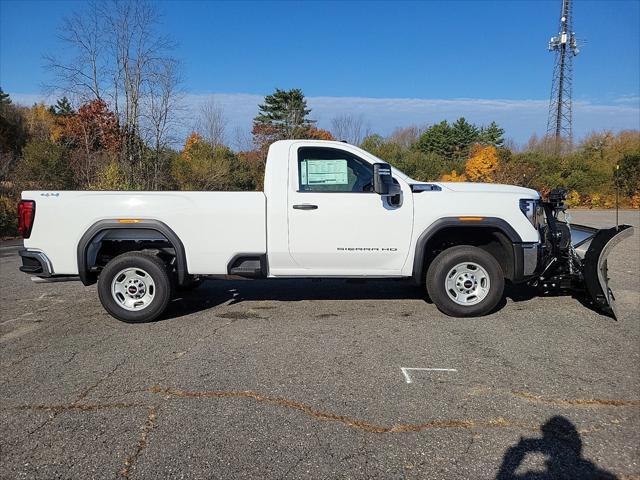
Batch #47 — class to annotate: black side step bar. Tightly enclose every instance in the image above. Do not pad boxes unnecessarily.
[227,254,267,278]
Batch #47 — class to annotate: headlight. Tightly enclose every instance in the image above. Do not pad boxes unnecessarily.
[519,199,542,228]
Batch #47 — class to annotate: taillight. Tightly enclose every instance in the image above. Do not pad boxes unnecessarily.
[17,200,36,238]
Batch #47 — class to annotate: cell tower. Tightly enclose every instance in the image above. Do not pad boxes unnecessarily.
[546,0,579,149]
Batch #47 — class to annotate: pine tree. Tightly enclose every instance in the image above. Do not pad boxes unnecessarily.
[253,88,315,146]
[479,121,505,147]
[414,120,455,159]
[0,87,11,107]
[450,117,479,159]
[415,117,494,161]
[50,97,75,116]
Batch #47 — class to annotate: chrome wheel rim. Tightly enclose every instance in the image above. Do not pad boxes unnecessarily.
[445,262,490,306]
[111,267,156,311]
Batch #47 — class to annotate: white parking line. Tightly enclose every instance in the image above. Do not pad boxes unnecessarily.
[401,367,458,384]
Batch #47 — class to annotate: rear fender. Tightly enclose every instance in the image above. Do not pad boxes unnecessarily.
[77,219,188,286]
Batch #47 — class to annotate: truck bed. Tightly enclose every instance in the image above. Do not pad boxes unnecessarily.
[22,191,267,276]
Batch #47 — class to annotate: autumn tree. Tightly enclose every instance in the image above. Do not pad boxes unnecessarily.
[180,132,203,162]
[304,127,334,140]
[65,100,120,150]
[172,132,236,190]
[440,170,467,182]
[252,88,315,149]
[24,103,58,142]
[64,99,121,188]
[464,144,500,182]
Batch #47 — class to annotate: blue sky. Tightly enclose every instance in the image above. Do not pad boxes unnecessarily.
[1,0,639,145]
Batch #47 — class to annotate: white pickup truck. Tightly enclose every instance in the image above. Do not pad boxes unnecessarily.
[18,139,633,322]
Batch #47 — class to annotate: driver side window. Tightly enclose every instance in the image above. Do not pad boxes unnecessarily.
[298,147,374,193]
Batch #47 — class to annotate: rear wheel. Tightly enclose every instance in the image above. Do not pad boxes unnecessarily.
[98,252,172,323]
[426,245,504,317]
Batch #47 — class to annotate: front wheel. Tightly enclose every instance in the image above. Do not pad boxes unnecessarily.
[426,245,504,317]
[98,252,172,323]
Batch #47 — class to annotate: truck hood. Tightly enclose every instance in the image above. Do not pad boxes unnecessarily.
[432,182,539,198]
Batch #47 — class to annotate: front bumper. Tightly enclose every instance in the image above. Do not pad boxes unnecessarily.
[19,249,53,277]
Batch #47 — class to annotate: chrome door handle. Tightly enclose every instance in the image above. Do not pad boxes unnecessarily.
[292,204,318,210]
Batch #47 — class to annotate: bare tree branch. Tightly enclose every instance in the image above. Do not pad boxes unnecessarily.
[196,98,227,146]
[388,125,427,148]
[330,114,370,146]
[45,0,182,188]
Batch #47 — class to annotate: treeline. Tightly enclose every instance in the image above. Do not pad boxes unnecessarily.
[361,120,640,208]
[1,86,639,237]
[0,87,335,235]
[0,0,638,236]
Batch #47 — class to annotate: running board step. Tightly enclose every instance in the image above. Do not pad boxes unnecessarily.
[227,255,266,278]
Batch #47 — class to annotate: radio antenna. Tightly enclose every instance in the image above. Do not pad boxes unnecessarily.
[546,0,579,153]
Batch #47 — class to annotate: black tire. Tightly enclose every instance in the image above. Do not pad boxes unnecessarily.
[98,252,172,323]
[426,245,504,317]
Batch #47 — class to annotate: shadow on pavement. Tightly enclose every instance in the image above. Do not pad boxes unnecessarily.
[162,278,427,320]
[160,278,611,322]
[495,416,617,480]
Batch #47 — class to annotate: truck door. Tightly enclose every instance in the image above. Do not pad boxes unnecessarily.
[287,146,413,275]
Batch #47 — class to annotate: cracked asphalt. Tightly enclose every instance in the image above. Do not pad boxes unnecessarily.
[1,210,639,479]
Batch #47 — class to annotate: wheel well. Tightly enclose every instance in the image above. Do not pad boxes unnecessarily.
[417,226,516,283]
[77,220,188,286]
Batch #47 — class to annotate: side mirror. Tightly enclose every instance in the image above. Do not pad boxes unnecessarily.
[373,163,401,196]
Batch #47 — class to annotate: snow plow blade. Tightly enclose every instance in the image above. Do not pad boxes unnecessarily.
[572,224,634,319]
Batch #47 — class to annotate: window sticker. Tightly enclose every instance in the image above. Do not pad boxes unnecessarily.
[301,159,348,185]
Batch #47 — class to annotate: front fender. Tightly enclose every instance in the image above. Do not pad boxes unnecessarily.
[411,216,524,284]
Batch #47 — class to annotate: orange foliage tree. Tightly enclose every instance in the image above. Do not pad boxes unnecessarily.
[181,132,204,161]
[464,144,500,182]
[61,99,121,188]
[440,170,467,182]
[304,127,334,141]
[65,99,121,153]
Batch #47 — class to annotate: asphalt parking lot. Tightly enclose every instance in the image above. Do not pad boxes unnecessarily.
[1,210,639,479]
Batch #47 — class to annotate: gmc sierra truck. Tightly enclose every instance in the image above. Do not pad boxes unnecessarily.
[17,140,633,322]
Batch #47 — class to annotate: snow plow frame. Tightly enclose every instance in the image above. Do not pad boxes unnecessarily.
[534,189,634,319]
